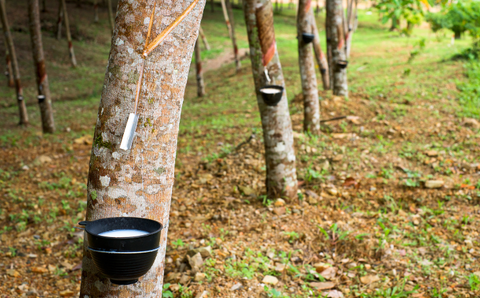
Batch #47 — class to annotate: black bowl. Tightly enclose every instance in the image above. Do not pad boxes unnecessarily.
[79,217,162,252]
[337,60,349,69]
[88,246,160,285]
[78,217,163,285]
[302,33,315,44]
[259,85,284,106]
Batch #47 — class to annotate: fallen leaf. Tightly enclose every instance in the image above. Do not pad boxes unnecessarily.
[360,275,380,284]
[310,282,335,290]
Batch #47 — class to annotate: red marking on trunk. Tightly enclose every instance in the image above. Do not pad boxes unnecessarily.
[196,63,202,74]
[234,45,238,55]
[305,0,311,12]
[338,37,344,50]
[226,20,230,26]
[68,41,72,49]
[262,42,275,66]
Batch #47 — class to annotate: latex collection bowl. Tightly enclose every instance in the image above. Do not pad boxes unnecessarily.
[337,60,349,69]
[79,217,163,285]
[302,33,315,44]
[259,85,284,107]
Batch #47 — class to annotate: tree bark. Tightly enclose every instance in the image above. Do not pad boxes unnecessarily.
[242,0,298,199]
[310,9,329,90]
[325,1,333,90]
[94,0,99,22]
[60,0,77,67]
[56,0,63,39]
[0,0,29,125]
[28,0,55,133]
[199,26,210,50]
[221,0,240,72]
[345,0,357,58]
[79,0,206,296]
[326,0,347,96]
[107,0,114,34]
[4,46,14,87]
[210,0,214,12]
[41,0,47,12]
[297,0,320,133]
[195,38,205,97]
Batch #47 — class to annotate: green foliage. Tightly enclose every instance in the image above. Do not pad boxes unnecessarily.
[375,0,426,34]
[162,283,173,298]
[457,58,480,119]
[425,1,480,40]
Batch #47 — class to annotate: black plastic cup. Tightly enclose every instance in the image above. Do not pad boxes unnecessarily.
[79,217,163,285]
[337,60,349,69]
[259,85,284,106]
[302,33,315,44]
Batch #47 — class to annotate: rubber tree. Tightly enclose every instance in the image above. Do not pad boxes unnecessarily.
[221,0,240,72]
[311,10,329,89]
[28,0,55,133]
[297,0,320,133]
[243,0,298,199]
[345,0,357,58]
[60,0,77,67]
[0,0,29,125]
[56,0,63,39]
[79,0,206,296]
[94,0,99,22]
[107,0,114,34]
[326,0,347,96]
[4,46,14,87]
[199,26,210,50]
[195,38,205,97]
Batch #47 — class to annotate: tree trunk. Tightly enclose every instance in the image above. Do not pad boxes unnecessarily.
[454,30,461,40]
[28,0,55,133]
[325,2,333,90]
[326,0,347,96]
[41,0,47,12]
[56,0,63,39]
[60,0,77,67]
[297,0,320,133]
[211,0,214,12]
[4,47,14,87]
[345,0,357,58]
[242,0,298,199]
[94,0,99,22]
[315,0,320,15]
[199,26,210,50]
[195,38,205,97]
[311,9,329,90]
[389,16,399,31]
[107,0,114,34]
[221,0,240,72]
[0,0,29,125]
[79,0,206,296]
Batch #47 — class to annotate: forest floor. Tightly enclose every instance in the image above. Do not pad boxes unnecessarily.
[1,1,480,298]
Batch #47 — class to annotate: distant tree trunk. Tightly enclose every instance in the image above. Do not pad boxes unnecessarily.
[77,0,81,8]
[93,0,99,22]
[195,39,205,97]
[315,0,320,15]
[390,16,399,31]
[326,0,347,96]
[211,0,214,12]
[41,0,47,12]
[243,0,298,200]
[297,0,320,133]
[0,0,29,125]
[28,0,55,133]
[4,48,14,87]
[79,0,206,296]
[345,0,357,58]
[60,0,77,67]
[325,2,333,89]
[56,0,63,39]
[454,30,461,39]
[311,9,329,90]
[199,26,210,50]
[107,0,114,34]
[221,0,241,72]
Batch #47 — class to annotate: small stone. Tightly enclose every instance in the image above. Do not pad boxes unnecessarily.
[27,254,37,259]
[425,150,438,157]
[194,272,206,282]
[274,198,286,207]
[187,252,204,270]
[35,155,52,164]
[195,291,208,298]
[275,263,286,272]
[21,165,29,171]
[425,180,444,189]
[239,186,255,196]
[310,282,335,290]
[179,274,190,285]
[273,207,286,216]
[59,290,74,297]
[262,275,279,285]
[308,196,317,205]
[326,187,338,196]
[230,283,243,291]
[187,246,212,259]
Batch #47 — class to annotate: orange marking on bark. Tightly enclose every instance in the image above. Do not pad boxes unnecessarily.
[262,42,276,66]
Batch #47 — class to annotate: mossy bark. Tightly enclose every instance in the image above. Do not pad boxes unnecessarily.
[297,0,320,133]
[79,0,205,296]
[243,0,298,200]
[28,0,55,133]
[0,0,29,125]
